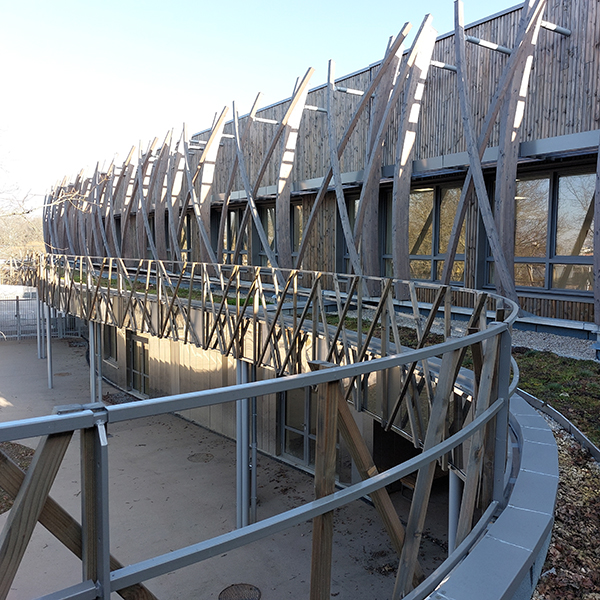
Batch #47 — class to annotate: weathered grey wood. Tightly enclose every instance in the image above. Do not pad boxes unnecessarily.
[353,15,433,255]
[454,334,499,546]
[0,431,73,600]
[231,106,283,279]
[495,0,544,281]
[232,68,314,265]
[217,93,262,261]
[0,449,157,600]
[441,0,547,289]
[275,79,310,269]
[594,142,600,325]
[308,362,339,600]
[295,23,412,269]
[181,128,219,265]
[453,0,519,304]
[121,140,157,257]
[392,23,437,281]
[393,348,463,598]
[326,61,362,275]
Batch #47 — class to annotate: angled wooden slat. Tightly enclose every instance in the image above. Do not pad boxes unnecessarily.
[440,0,547,290]
[393,348,463,598]
[0,430,73,600]
[453,0,521,304]
[232,68,315,266]
[152,134,174,260]
[326,61,362,276]
[495,0,545,280]
[231,106,282,278]
[392,23,437,281]
[276,77,311,269]
[121,139,157,258]
[0,450,157,600]
[454,334,499,546]
[353,15,433,252]
[295,23,412,269]
[164,143,184,263]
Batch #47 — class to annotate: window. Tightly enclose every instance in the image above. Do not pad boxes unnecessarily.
[408,185,465,283]
[281,387,318,466]
[103,325,117,362]
[338,193,360,274]
[127,332,149,396]
[180,213,193,262]
[254,205,276,267]
[501,169,594,293]
[291,203,303,262]
[222,207,247,264]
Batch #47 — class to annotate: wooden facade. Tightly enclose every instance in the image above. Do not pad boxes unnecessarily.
[43,0,600,323]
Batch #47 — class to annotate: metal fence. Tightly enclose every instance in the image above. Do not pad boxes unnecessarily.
[0,295,38,340]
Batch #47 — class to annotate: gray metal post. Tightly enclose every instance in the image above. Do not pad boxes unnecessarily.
[493,326,512,506]
[448,469,463,554]
[89,321,97,403]
[45,303,53,389]
[96,322,103,403]
[35,296,42,359]
[236,359,250,528]
[15,296,21,341]
[95,422,111,599]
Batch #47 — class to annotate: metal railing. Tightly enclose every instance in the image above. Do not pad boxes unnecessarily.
[0,254,519,599]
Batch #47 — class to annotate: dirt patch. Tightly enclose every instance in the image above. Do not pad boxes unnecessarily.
[534,424,600,599]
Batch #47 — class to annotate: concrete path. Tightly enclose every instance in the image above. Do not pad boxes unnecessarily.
[0,339,447,599]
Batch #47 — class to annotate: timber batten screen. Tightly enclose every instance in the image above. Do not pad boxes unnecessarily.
[43,0,599,323]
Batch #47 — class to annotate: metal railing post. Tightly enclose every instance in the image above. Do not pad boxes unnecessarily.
[493,326,512,507]
[45,303,53,389]
[236,359,250,528]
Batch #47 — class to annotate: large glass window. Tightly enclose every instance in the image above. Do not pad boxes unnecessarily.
[408,185,464,283]
[509,170,594,293]
[222,207,248,264]
[256,205,276,267]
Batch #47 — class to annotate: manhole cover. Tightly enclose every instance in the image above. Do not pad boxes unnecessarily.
[187,452,214,463]
[218,583,261,600]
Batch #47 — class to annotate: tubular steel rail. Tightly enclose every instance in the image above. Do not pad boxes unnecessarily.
[0,254,519,600]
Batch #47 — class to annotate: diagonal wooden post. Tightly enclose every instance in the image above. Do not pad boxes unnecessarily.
[0,428,73,600]
[308,361,339,600]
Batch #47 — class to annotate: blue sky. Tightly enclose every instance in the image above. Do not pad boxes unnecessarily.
[0,0,516,207]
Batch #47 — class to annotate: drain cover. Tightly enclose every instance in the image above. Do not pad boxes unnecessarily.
[218,583,261,600]
[187,452,214,463]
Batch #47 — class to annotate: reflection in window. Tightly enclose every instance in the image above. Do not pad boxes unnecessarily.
[552,265,593,291]
[439,187,464,254]
[515,263,546,288]
[258,206,276,266]
[556,173,595,257]
[409,189,433,255]
[515,178,549,258]
[292,204,303,258]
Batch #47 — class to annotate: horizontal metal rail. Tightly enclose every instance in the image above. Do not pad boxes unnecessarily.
[109,398,504,592]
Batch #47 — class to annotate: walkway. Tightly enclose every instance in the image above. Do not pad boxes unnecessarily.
[0,339,447,599]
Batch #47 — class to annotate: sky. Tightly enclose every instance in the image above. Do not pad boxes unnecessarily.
[0,0,515,211]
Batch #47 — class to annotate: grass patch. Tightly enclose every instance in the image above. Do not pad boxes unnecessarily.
[513,347,600,447]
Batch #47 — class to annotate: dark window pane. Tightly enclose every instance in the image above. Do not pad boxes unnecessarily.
[515,178,549,257]
[552,264,593,291]
[439,187,463,254]
[409,189,433,255]
[515,263,546,287]
[556,173,594,257]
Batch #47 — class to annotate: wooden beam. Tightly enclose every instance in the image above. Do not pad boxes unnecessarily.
[308,362,339,600]
[326,61,362,276]
[392,23,437,281]
[495,0,544,283]
[353,15,434,253]
[440,0,547,290]
[0,431,73,600]
[294,23,412,269]
[232,68,315,266]
[393,348,463,598]
[453,0,520,304]
[595,142,600,325]
[217,93,262,262]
